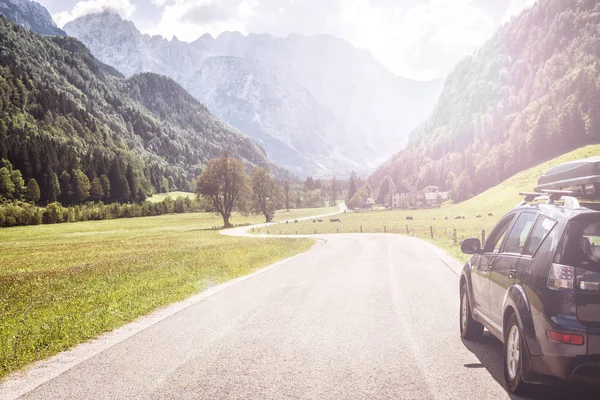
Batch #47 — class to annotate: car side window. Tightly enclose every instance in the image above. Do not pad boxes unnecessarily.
[504,213,537,254]
[484,215,515,253]
[523,216,557,256]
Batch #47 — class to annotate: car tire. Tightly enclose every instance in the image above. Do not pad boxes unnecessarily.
[460,283,484,340]
[504,313,531,395]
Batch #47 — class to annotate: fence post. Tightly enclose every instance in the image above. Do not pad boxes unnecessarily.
[360,225,363,233]
[384,225,386,233]
[337,228,339,234]
[406,224,409,234]
[430,226,434,239]
[481,230,486,246]
[267,230,269,235]
[453,228,457,245]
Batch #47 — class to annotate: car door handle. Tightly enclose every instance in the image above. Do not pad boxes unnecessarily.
[508,266,517,279]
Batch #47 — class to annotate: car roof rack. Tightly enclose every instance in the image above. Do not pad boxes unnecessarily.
[518,190,580,210]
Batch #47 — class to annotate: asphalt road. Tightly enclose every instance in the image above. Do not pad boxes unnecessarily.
[4,234,597,399]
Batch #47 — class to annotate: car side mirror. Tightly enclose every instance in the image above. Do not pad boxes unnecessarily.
[461,238,482,255]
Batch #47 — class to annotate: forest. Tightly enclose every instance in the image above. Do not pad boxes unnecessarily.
[0,16,270,205]
[370,0,600,202]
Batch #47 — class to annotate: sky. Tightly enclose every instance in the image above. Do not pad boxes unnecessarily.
[38,0,537,80]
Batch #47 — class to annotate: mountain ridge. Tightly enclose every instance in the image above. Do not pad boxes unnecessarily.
[64,11,444,176]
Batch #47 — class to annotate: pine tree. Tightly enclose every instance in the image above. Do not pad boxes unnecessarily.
[90,177,104,201]
[72,169,91,203]
[26,178,40,203]
[100,174,111,200]
[59,170,72,205]
[47,171,60,203]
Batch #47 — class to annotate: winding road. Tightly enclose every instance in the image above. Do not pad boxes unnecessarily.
[2,212,596,399]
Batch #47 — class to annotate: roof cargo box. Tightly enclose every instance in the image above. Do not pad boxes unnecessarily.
[535,157,600,199]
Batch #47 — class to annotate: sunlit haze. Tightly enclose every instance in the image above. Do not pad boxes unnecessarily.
[40,0,536,80]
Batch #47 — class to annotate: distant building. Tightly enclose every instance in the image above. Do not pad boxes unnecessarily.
[391,185,417,209]
[392,187,449,209]
[364,198,375,208]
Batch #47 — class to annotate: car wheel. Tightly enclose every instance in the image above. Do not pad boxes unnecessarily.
[460,283,483,339]
[504,313,531,394]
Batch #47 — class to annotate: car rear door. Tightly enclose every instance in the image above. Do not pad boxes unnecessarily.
[472,213,516,322]
[489,212,537,328]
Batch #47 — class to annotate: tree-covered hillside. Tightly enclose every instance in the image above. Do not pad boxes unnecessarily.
[371,0,600,201]
[0,16,270,204]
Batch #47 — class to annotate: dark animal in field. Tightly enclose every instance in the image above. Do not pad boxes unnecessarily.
[318,219,323,222]
[462,216,466,219]
[445,217,448,220]
[313,220,317,223]
[454,216,462,220]
[286,220,289,224]
[476,213,482,218]
[433,218,436,220]
[406,216,414,220]
[330,218,341,222]
[488,212,493,217]
[294,220,299,223]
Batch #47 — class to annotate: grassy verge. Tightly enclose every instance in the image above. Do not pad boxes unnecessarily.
[0,213,312,379]
[267,145,600,261]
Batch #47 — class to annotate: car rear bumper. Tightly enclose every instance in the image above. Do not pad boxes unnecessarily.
[531,355,600,384]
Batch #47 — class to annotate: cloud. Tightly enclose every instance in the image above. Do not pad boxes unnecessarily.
[53,0,136,27]
[135,0,524,80]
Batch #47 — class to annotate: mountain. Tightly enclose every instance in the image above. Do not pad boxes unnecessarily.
[64,12,443,176]
[370,0,600,201]
[183,56,361,173]
[0,16,270,204]
[0,0,64,35]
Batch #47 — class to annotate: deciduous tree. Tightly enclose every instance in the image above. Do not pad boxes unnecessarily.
[196,152,250,228]
[251,168,282,223]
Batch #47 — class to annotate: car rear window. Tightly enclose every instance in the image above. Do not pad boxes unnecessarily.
[557,215,600,270]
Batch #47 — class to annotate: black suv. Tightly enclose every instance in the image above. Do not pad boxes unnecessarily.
[459,158,600,393]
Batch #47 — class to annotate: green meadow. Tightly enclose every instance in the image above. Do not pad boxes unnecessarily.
[0,210,325,379]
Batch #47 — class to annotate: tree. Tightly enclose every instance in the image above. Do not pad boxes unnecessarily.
[100,174,111,200]
[72,169,91,203]
[0,167,15,199]
[375,176,395,205]
[90,177,104,201]
[26,178,40,203]
[346,171,358,202]
[451,172,474,202]
[10,169,25,199]
[59,170,72,205]
[251,168,282,223]
[47,172,60,203]
[284,180,290,211]
[196,152,250,228]
[347,192,363,210]
[330,176,338,205]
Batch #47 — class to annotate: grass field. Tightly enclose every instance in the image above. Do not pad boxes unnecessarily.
[147,191,196,202]
[0,212,314,379]
[266,145,600,261]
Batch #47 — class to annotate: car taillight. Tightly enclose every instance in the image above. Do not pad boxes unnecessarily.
[546,330,584,345]
[547,264,575,290]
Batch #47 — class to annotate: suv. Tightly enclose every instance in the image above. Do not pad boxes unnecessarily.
[459,158,600,393]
